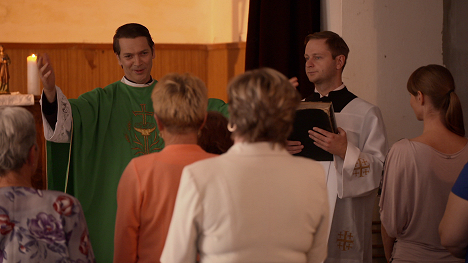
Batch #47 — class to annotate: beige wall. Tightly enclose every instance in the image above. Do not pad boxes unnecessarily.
[321,0,443,146]
[0,0,249,43]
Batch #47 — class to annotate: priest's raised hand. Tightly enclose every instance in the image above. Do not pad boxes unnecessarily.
[37,53,56,103]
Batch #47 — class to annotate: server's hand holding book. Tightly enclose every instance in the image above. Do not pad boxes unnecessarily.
[288,101,337,161]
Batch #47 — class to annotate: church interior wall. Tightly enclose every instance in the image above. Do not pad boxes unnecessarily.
[0,0,249,44]
[1,0,466,145]
[0,0,250,101]
[443,0,468,136]
[322,0,443,146]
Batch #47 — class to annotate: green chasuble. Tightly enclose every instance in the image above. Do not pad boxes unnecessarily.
[46,80,228,263]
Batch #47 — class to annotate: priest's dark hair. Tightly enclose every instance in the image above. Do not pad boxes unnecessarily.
[113,23,155,56]
[0,107,37,176]
[304,31,350,70]
[407,64,465,137]
[227,67,301,147]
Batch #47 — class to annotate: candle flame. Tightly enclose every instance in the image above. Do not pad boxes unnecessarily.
[27,54,37,62]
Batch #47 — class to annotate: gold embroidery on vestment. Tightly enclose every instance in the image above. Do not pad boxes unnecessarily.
[337,231,354,251]
[353,158,370,177]
[124,104,162,155]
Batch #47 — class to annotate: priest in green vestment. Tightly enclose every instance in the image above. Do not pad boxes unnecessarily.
[38,23,228,263]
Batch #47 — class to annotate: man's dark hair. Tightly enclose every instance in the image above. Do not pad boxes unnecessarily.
[113,23,155,56]
[304,31,349,70]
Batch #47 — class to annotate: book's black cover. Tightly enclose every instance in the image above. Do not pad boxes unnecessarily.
[288,102,337,161]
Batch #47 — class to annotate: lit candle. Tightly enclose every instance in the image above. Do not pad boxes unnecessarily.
[27,54,40,95]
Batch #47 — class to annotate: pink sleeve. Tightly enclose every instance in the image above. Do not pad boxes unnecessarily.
[114,160,142,263]
[379,141,413,238]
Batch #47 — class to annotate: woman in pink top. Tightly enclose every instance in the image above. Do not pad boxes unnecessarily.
[380,65,468,262]
[113,73,216,263]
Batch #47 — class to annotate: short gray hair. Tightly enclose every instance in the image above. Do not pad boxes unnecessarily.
[0,107,37,176]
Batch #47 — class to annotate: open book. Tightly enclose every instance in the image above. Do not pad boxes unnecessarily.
[288,101,337,161]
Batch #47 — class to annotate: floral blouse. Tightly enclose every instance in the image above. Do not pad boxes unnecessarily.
[0,187,95,263]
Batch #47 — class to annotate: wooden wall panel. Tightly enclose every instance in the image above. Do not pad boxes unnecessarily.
[154,49,207,84]
[207,43,246,101]
[1,43,246,102]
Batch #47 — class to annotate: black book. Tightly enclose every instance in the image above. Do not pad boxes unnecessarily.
[288,102,338,161]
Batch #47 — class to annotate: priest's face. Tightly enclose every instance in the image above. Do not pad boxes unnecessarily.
[304,39,341,85]
[116,37,155,84]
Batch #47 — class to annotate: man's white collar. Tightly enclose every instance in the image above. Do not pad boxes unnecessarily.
[120,77,155,87]
[314,83,345,98]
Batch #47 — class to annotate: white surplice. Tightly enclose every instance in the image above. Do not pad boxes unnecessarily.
[41,86,73,143]
[323,97,388,263]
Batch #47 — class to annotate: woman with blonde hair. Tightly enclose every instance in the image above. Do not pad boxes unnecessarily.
[380,64,468,262]
[161,68,330,263]
[114,73,216,263]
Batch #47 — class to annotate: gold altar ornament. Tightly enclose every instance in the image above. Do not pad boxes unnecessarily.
[0,45,11,94]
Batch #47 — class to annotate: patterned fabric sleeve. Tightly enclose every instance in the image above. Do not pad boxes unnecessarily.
[0,188,95,262]
[54,194,95,262]
[41,86,73,143]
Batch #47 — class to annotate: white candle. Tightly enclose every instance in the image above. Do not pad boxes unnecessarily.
[27,54,40,95]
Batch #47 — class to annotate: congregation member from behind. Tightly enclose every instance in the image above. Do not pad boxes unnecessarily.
[114,73,217,263]
[161,68,330,263]
[439,162,468,261]
[197,111,233,154]
[0,106,95,262]
[380,64,468,262]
